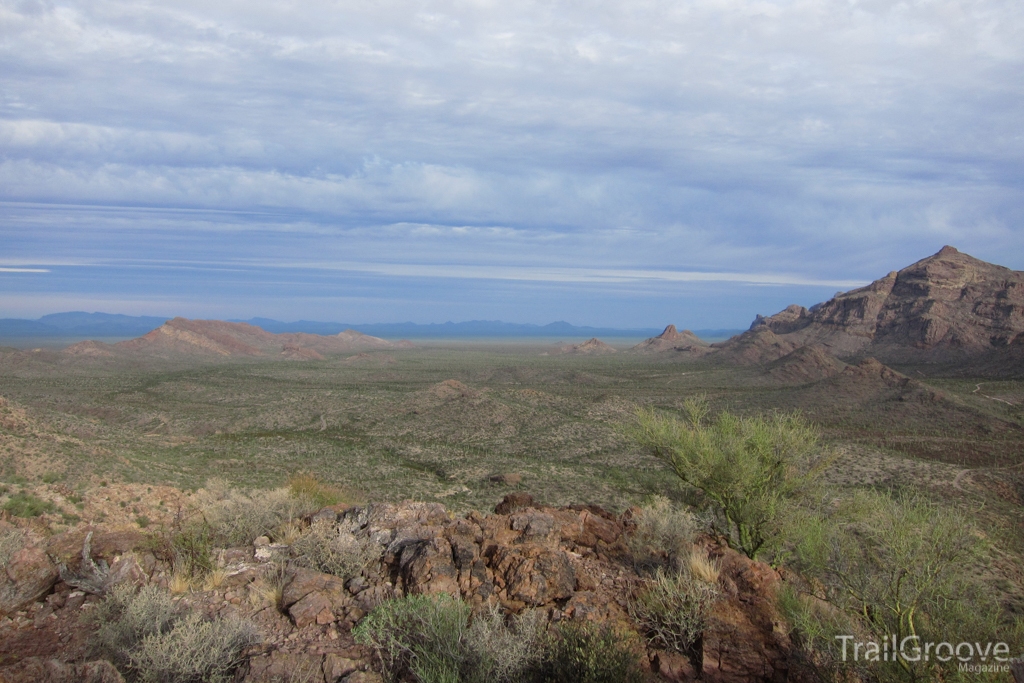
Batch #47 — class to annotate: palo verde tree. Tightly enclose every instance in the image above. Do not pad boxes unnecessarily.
[631,397,828,560]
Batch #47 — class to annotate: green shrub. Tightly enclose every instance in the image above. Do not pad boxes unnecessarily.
[287,473,353,508]
[87,583,259,683]
[786,490,1022,682]
[290,518,380,579]
[632,398,827,559]
[354,593,470,683]
[2,492,57,518]
[539,621,644,683]
[41,472,61,484]
[355,594,644,683]
[170,525,215,578]
[626,495,698,572]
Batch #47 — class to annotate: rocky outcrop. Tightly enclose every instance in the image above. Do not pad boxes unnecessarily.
[0,496,798,683]
[632,325,713,357]
[744,246,1024,364]
[1,532,59,616]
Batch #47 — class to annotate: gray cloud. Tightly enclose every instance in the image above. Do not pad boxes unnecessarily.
[0,0,1022,323]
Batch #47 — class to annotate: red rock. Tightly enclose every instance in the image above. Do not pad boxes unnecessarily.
[492,543,575,606]
[289,590,335,628]
[1,544,58,616]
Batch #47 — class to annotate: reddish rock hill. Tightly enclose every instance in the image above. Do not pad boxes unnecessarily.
[555,338,618,355]
[766,345,848,384]
[708,327,799,366]
[745,246,1024,363]
[107,318,405,360]
[632,325,713,357]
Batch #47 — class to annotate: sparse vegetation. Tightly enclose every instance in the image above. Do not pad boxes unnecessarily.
[86,583,259,683]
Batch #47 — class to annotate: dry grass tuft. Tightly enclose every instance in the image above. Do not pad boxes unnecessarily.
[202,567,230,591]
[248,561,287,610]
[688,547,720,585]
[168,571,193,595]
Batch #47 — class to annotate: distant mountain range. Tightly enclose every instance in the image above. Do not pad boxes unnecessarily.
[0,312,741,341]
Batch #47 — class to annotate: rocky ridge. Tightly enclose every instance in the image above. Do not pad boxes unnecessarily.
[0,492,795,683]
[747,246,1024,363]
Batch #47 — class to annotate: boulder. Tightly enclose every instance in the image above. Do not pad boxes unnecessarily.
[492,543,575,606]
[1,544,59,616]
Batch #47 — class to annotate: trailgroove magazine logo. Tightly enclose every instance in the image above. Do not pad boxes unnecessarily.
[835,635,1018,675]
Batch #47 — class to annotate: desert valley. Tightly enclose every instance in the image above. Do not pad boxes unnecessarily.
[1,246,1023,683]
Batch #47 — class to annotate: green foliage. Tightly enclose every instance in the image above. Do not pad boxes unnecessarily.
[538,621,644,683]
[2,491,57,518]
[354,594,637,683]
[86,583,259,683]
[136,515,151,528]
[786,490,1021,682]
[169,525,215,577]
[287,473,354,508]
[41,472,61,484]
[354,593,470,683]
[632,398,826,559]
[290,518,380,580]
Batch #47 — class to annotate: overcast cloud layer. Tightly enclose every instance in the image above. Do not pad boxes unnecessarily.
[1,0,1022,328]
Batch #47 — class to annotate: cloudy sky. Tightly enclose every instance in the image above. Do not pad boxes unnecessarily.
[1,0,1021,328]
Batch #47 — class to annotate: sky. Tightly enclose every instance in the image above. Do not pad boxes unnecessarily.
[1,0,1022,329]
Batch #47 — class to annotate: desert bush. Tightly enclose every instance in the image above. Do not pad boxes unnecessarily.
[287,472,351,508]
[2,491,57,518]
[290,518,380,579]
[127,611,258,683]
[632,398,827,559]
[194,479,314,547]
[786,490,1022,682]
[463,604,545,683]
[354,593,470,683]
[628,557,719,658]
[169,525,215,578]
[626,495,698,572]
[0,527,25,567]
[87,583,259,683]
[538,621,644,683]
[355,594,644,683]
